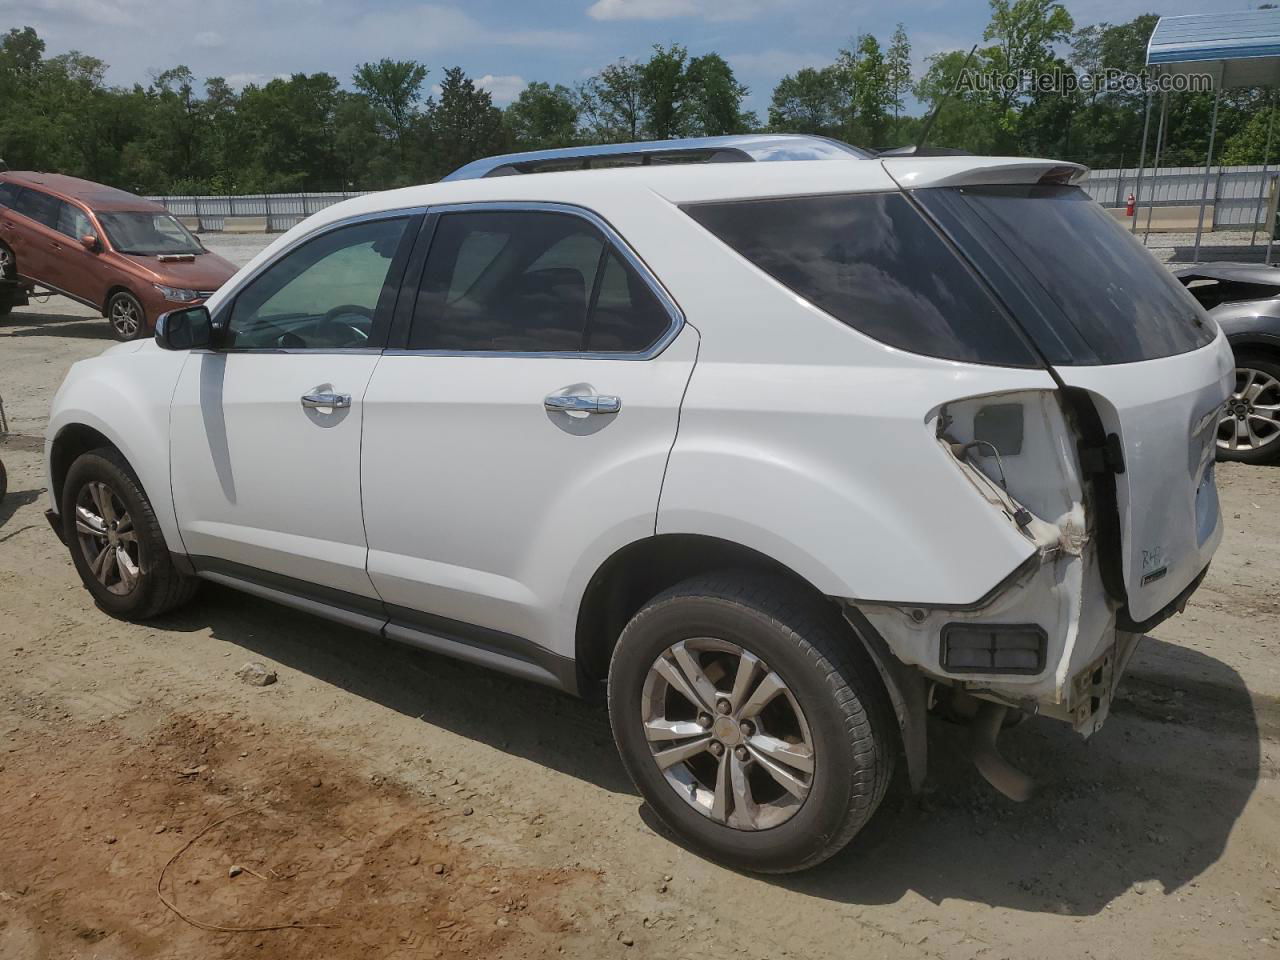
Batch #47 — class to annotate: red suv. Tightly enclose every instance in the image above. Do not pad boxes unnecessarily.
[0,172,237,340]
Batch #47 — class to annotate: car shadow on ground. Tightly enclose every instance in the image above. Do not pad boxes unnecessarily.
[762,636,1264,915]
[1,309,111,340]
[158,589,1262,916]
[157,584,637,796]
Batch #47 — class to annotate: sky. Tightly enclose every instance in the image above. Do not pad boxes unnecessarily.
[0,0,1233,116]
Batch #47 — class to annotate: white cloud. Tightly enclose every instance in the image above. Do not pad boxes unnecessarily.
[224,71,288,90]
[1,0,140,25]
[586,0,773,22]
[476,73,526,105]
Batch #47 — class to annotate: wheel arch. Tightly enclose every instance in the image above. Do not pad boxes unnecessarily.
[576,532,926,792]
[49,422,119,509]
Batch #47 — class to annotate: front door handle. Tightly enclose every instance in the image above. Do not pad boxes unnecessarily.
[544,394,622,415]
[301,392,351,409]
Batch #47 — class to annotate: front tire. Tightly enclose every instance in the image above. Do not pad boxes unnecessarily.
[1218,352,1280,465]
[62,447,198,620]
[608,573,894,874]
[106,290,146,341]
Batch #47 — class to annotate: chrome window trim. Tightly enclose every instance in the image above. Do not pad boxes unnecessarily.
[385,200,686,362]
[209,205,427,337]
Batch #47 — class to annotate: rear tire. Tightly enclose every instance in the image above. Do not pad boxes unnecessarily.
[106,290,146,341]
[62,447,198,620]
[607,572,894,874]
[1218,351,1280,465]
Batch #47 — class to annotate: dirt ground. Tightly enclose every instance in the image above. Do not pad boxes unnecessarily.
[1,235,1278,959]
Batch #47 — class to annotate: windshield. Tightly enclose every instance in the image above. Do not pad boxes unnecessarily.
[98,212,202,256]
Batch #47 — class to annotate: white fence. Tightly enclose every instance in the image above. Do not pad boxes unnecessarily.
[146,191,374,233]
[148,166,1280,234]
[1082,164,1277,229]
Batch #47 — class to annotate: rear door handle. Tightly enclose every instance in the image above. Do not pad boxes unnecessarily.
[544,394,621,414]
[301,392,351,409]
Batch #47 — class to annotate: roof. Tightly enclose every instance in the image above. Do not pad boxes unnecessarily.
[0,172,165,212]
[443,134,871,181]
[1147,10,1280,88]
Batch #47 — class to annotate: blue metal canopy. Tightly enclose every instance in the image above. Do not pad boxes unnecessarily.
[1147,10,1280,87]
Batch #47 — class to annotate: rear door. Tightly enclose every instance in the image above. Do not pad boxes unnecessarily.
[914,179,1231,623]
[4,185,62,286]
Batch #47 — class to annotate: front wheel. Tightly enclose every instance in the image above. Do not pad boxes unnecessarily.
[608,573,894,874]
[1218,352,1280,465]
[62,447,198,620]
[106,290,147,341]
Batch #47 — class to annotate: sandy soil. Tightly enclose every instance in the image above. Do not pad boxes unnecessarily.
[1,236,1278,959]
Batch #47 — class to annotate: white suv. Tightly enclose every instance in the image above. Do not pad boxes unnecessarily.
[45,136,1231,873]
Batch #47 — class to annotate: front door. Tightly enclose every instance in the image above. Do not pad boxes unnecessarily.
[170,213,416,600]
[361,206,696,659]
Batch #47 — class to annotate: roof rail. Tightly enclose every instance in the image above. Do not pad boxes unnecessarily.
[442,134,872,181]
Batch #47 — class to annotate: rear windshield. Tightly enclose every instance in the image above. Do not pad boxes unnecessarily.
[98,212,202,256]
[943,184,1215,364]
[684,193,1040,366]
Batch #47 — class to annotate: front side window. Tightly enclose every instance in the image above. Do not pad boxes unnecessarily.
[98,212,202,256]
[226,217,408,350]
[684,193,1040,367]
[56,202,93,240]
[409,209,673,354]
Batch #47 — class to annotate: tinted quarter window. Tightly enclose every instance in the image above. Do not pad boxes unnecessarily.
[0,182,16,208]
[410,209,673,354]
[684,193,1039,367]
[951,185,1215,364]
[227,217,408,350]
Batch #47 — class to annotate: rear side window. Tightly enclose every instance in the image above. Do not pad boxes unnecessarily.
[14,187,60,228]
[683,193,1039,367]
[944,185,1215,364]
[409,209,673,354]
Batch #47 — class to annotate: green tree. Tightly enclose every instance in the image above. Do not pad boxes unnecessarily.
[686,53,753,135]
[504,81,579,151]
[840,34,891,146]
[353,58,428,164]
[640,43,691,140]
[580,59,644,141]
[886,24,912,138]
[427,66,504,179]
[767,66,844,136]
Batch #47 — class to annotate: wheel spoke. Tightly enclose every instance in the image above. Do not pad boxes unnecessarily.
[75,505,105,535]
[748,744,811,800]
[728,649,763,713]
[710,750,731,823]
[115,548,138,592]
[653,655,712,714]
[643,719,706,743]
[1238,368,1257,399]
[115,513,133,534]
[728,753,758,829]
[117,529,138,543]
[739,671,786,720]
[670,641,720,712]
[653,735,713,770]
[748,733,815,774]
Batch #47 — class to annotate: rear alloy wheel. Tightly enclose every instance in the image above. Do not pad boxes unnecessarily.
[1218,354,1280,464]
[609,573,894,874]
[107,290,146,341]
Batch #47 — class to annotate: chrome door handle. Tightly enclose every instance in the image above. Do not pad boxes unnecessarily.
[544,394,621,414]
[301,392,351,409]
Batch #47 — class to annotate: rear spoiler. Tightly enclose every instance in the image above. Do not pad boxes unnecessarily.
[881,157,1088,190]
